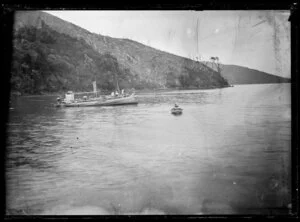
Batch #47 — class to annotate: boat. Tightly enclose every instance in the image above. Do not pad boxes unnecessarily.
[56,92,137,107]
[56,75,138,107]
[171,107,183,115]
[171,104,183,115]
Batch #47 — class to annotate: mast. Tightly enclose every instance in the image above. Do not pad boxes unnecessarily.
[197,17,199,58]
[113,71,120,93]
[116,76,120,93]
[93,76,97,97]
[113,60,120,93]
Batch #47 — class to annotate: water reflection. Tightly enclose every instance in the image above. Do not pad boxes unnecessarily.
[6,84,291,215]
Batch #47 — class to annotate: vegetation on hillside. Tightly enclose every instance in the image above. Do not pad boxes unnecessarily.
[11,22,145,94]
[12,11,289,96]
[179,58,228,88]
[11,18,229,95]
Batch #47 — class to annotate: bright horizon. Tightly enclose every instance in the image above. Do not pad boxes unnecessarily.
[45,10,291,78]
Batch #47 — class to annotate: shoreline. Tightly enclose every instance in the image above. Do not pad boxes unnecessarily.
[10,85,231,98]
[10,82,289,98]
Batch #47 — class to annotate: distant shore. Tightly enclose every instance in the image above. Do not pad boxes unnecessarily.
[10,85,233,98]
[10,82,293,98]
[19,83,293,98]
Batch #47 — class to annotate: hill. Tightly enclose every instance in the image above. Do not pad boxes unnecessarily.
[11,11,229,95]
[219,64,290,85]
[203,62,290,85]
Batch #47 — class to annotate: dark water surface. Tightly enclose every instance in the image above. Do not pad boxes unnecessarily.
[6,84,291,215]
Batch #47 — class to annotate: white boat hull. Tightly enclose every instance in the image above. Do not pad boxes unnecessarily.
[57,95,138,107]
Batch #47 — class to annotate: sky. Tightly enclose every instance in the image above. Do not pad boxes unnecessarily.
[46,10,291,78]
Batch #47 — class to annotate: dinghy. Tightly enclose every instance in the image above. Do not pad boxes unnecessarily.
[171,104,183,115]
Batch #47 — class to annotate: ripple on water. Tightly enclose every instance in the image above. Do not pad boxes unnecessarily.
[6,84,291,215]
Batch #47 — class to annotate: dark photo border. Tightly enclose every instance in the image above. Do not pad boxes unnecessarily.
[1,0,299,220]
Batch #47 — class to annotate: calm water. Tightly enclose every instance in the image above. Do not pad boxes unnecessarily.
[6,84,291,215]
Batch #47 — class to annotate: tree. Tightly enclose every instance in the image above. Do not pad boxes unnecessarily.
[210,56,222,73]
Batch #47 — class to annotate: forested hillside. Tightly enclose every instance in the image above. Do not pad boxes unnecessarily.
[11,11,229,95]
[11,23,143,94]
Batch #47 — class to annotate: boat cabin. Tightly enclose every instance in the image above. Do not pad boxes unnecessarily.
[65,91,75,103]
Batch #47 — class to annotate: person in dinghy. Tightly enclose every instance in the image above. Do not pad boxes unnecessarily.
[171,103,183,115]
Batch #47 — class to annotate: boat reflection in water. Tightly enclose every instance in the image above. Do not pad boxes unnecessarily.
[6,84,291,215]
